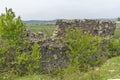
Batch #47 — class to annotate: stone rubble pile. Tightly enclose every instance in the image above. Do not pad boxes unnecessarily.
[25,29,47,42]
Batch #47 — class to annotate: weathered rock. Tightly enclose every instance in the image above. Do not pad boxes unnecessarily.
[24,29,47,42]
[39,38,70,73]
[52,19,116,39]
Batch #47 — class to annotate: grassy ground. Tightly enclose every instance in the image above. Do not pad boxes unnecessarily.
[27,24,55,37]
[7,56,119,80]
[13,75,54,80]
[80,57,120,80]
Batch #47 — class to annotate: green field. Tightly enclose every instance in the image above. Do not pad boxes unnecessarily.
[27,24,56,37]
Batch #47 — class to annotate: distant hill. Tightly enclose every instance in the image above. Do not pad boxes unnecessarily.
[97,18,117,21]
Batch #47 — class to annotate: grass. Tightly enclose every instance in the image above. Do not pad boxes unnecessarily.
[27,24,55,37]
[5,56,119,80]
[52,57,120,80]
[80,56,120,80]
[13,74,54,80]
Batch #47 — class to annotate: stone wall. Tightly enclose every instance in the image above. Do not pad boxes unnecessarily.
[52,19,116,38]
[25,29,70,73]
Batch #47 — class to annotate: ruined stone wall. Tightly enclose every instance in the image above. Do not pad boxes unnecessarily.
[52,19,116,38]
[24,29,47,42]
[25,29,69,73]
[26,19,117,73]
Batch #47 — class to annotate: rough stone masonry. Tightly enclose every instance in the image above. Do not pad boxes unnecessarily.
[52,19,116,39]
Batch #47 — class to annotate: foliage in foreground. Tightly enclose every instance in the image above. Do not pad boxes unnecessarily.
[63,29,106,71]
[0,8,41,79]
[107,38,120,58]
[52,28,120,80]
[4,56,119,80]
[0,8,26,75]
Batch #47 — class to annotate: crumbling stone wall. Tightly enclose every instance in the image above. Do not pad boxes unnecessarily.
[25,29,47,42]
[52,19,116,38]
[25,29,70,73]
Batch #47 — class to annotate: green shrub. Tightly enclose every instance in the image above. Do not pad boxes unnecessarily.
[17,42,41,75]
[0,8,41,78]
[0,8,25,72]
[31,42,41,72]
[0,8,26,79]
[107,38,120,58]
[63,29,105,71]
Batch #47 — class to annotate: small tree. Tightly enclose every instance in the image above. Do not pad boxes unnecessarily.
[0,8,41,78]
[30,42,41,73]
[0,8,26,76]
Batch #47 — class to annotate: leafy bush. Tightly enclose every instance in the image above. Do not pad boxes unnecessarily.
[31,42,41,72]
[0,8,26,73]
[107,38,120,57]
[0,8,41,79]
[63,29,106,71]
[16,42,41,75]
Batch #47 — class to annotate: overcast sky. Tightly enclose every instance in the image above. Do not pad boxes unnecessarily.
[0,0,120,20]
